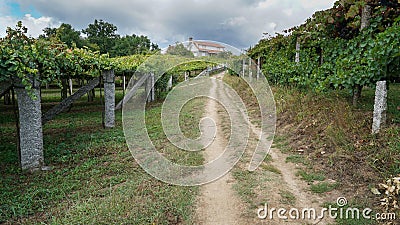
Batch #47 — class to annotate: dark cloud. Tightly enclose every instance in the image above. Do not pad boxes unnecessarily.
[12,0,335,49]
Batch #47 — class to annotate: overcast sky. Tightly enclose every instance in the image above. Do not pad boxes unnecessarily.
[0,0,336,49]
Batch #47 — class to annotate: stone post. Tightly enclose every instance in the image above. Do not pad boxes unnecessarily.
[69,79,73,96]
[353,4,372,106]
[103,70,115,128]
[15,78,44,170]
[145,73,155,103]
[167,75,173,90]
[295,37,300,63]
[242,59,245,77]
[122,75,126,96]
[257,57,261,80]
[372,81,387,134]
[249,58,252,78]
[145,74,150,102]
[361,5,372,30]
[123,75,126,91]
[151,73,155,101]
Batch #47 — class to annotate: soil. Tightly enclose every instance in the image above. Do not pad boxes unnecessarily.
[194,74,246,224]
[194,72,340,225]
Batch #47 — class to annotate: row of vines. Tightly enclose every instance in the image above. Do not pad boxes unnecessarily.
[0,22,220,100]
[249,0,399,104]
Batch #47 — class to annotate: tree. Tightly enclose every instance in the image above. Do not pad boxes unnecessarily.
[82,19,119,54]
[40,23,86,48]
[166,43,194,57]
[216,51,233,59]
[151,43,159,52]
[40,27,57,38]
[57,23,86,48]
[110,34,159,57]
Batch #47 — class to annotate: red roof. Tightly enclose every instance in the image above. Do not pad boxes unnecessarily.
[193,41,225,49]
[198,49,223,54]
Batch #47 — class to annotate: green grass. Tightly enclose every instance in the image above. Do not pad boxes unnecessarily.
[285,155,309,166]
[0,87,205,224]
[272,134,292,153]
[310,182,339,194]
[323,202,376,225]
[222,73,262,127]
[359,84,400,124]
[273,82,399,194]
[231,170,258,208]
[222,73,400,224]
[279,190,296,205]
[296,170,326,184]
[260,163,281,174]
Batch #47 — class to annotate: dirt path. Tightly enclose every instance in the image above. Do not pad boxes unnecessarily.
[195,72,337,225]
[245,118,336,224]
[195,73,246,224]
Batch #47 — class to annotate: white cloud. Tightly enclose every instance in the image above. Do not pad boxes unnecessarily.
[0,14,60,37]
[7,0,335,48]
[268,22,277,30]
[283,8,293,16]
[222,17,248,27]
[299,0,335,9]
[257,0,279,9]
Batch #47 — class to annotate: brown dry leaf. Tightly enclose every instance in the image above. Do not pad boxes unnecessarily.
[371,187,381,195]
[377,175,400,211]
[379,183,389,190]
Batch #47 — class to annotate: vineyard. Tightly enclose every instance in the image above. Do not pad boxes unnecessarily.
[0,0,399,223]
[247,1,400,223]
[0,21,228,172]
[0,22,219,96]
[249,0,399,105]
[0,20,234,223]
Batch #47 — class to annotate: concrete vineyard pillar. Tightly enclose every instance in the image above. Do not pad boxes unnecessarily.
[249,58,252,78]
[69,79,73,96]
[372,81,387,134]
[103,70,115,128]
[242,59,245,77]
[257,57,261,80]
[122,75,126,96]
[145,74,150,102]
[123,75,126,91]
[167,75,173,90]
[15,79,44,170]
[361,5,372,30]
[353,4,372,107]
[295,37,300,63]
[151,73,155,102]
[146,73,155,103]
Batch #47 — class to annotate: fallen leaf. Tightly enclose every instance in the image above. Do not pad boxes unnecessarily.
[371,187,381,195]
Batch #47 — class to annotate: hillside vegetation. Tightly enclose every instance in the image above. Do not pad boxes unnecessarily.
[248,0,399,220]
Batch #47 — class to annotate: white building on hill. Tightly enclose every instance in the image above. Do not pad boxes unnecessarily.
[186,37,225,57]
